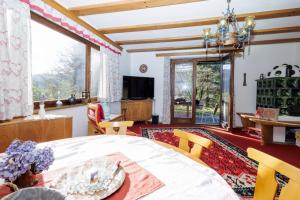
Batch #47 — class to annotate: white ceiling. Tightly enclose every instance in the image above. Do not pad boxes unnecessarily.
[56,0,300,51]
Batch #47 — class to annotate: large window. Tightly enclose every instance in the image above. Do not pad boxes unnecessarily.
[32,20,86,101]
[31,13,100,107]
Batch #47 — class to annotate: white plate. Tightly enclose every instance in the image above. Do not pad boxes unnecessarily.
[50,158,125,200]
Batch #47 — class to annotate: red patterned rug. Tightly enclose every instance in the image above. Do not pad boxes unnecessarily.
[142,127,287,199]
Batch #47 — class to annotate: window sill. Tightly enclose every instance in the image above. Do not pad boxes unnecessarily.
[33,97,98,114]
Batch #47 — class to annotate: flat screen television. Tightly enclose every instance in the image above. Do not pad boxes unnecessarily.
[122,76,154,100]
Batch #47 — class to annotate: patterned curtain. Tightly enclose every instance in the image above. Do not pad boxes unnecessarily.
[0,0,33,120]
[98,48,122,102]
[162,57,171,124]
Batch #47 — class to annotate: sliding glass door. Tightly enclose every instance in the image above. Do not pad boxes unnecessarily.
[171,61,195,123]
[170,57,234,128]
[195,62,221,125]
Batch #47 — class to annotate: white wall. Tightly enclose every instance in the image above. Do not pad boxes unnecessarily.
[234,43,300,127]
[129,53,165,118]
[120,51,131,76]
[296,44,300,63]
[47,105,88,137]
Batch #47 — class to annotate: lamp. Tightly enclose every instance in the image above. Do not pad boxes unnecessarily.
[218,17,229,45]
[200,0,256,55]
[244,16,256,31]
[203,28,212,52]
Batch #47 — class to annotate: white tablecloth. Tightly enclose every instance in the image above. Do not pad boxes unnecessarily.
[39,136,239,200]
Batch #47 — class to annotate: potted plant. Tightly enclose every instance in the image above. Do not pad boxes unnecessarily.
[0,140,54,188]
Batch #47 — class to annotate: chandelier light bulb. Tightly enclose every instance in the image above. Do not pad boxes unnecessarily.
[203,28,212,40]
[219,18,227,26]
[244,16,256,31]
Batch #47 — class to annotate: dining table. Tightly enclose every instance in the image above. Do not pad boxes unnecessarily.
[1,135,239,200]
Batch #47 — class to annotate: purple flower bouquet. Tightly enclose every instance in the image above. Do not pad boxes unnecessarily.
[0,140,54,186]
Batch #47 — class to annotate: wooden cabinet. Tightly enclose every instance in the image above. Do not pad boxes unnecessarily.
[121,99,153,122]
[0,116,72,152]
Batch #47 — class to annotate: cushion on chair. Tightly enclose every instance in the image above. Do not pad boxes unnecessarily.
[97,103,105,122]
[88,109,96,121]
[87,103,105,124]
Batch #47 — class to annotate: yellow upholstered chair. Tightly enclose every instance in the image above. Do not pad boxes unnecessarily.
[98,121,135,135]
[247,148,300,200]
[173,129,213,159]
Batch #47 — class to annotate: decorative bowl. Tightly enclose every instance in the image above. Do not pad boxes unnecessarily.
[50,158,126,200]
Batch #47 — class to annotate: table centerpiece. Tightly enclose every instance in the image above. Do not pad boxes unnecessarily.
[0,140,54,189]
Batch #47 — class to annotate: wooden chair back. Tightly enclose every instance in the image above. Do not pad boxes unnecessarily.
[247,148,300,200]
[87,103,99,123]
[173,129,213,158]
[98,121,134,135]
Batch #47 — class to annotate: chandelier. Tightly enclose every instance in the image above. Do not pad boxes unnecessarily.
[202,0,256,54]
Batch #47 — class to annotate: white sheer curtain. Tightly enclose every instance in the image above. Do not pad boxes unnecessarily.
[0,0,33,120]
[162,57,171,124]
[98,48,122,102]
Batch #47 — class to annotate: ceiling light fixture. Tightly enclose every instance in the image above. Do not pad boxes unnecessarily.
[202,0,256,55]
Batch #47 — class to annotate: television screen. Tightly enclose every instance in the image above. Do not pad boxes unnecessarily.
[123,76,154,100]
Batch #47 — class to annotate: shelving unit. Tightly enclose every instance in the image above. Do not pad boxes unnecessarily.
[256,77,300,116]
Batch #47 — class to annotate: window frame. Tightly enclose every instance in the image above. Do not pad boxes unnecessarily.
[31,11,100,110]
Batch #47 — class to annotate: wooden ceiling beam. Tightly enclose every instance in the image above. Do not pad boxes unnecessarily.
[117,35,203,45]
[69,0,205,16]
[126,38,300,52]
[253,26,300,35]
[127,44,209,52]
[98,7,300,34]
[117,26,300,45]
[42,0,122,51]
[156,49,241,57]
[251,38,300,45]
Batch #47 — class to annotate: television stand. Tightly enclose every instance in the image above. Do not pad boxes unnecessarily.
[121,99,153,122]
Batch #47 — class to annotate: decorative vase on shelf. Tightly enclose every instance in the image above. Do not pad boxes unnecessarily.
[56,91,63,107]
[68,94,76,104]
[56,100,63,107]
[38,103,46,119]
[39,94,46,119]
